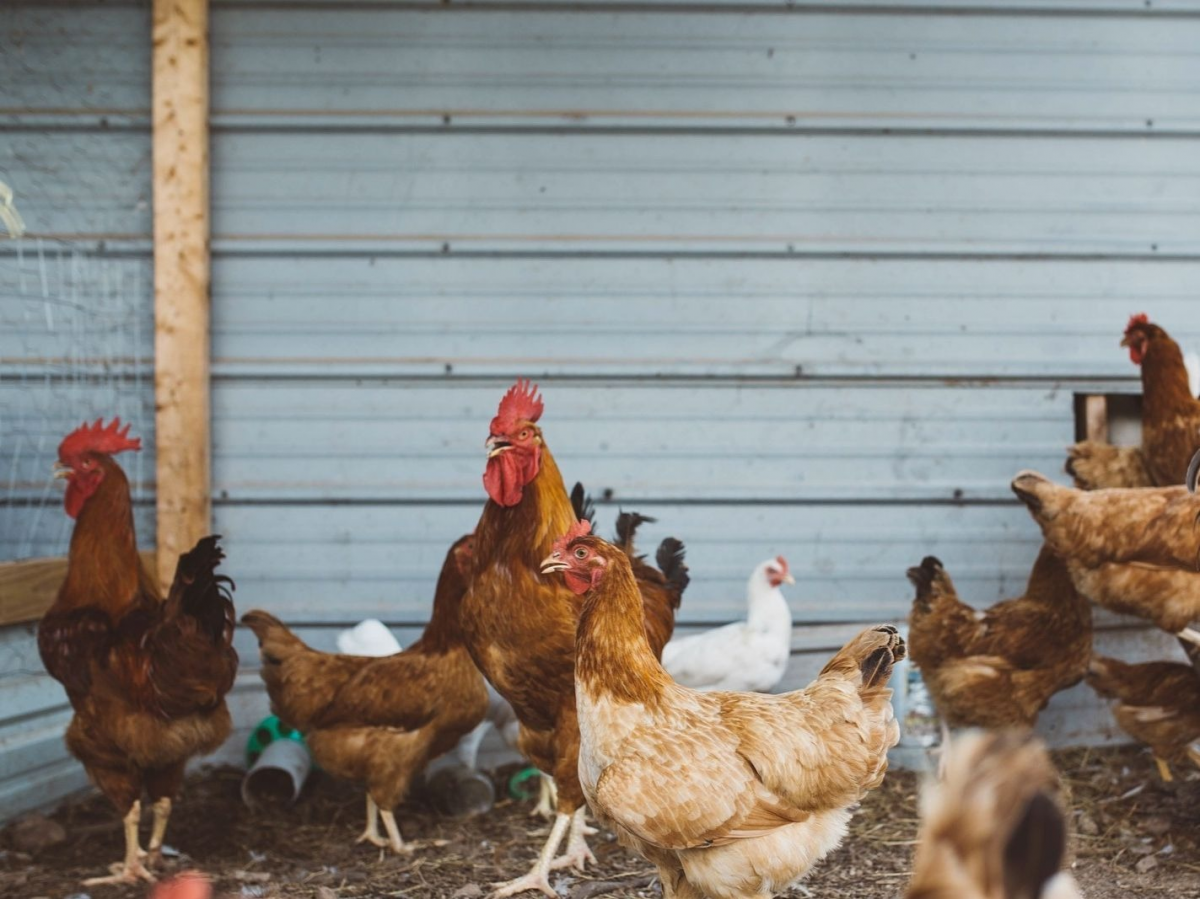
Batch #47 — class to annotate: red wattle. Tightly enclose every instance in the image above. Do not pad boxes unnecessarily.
[564,570,592,595]
[483,448,540,507]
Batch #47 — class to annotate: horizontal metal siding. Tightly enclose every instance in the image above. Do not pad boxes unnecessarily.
[0,0,154,823]
[205,0,1200,771]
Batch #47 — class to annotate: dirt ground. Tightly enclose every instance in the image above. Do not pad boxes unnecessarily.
[3,746,1198,899]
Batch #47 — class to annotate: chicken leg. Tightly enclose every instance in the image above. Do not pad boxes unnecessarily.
[550,806,597,871]
[357,795,389,848]
[531,773,557,820]
[147,797,172,865]
[82,801,155,885]
[489,811,571,899]
[1155,757,1174,783]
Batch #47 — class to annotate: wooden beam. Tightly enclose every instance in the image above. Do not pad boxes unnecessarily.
[152,0,211,587]
[0,553,158,627]
[1084,394,1109,444]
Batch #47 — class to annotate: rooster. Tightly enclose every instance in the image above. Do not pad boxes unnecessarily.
[459,382,688,897]
[1011,469,1200,649]
[906,547,1092,732]
[907,730,1080,899]
[1067,314,1200,489]
[661,556,796,693]
[37,419,238,885]
[240,534,487,853]
[543,520,902,899]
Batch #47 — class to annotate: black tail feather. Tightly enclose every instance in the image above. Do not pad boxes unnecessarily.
[655,537,690,601]
[168,535,236,643]
[615,511,657,554]
[570,482,596,526]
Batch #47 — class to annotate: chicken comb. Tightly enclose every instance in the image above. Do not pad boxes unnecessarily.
[552,518,593,558]
[490,378,545,435]
[58,417,142,460]
[1125,312,1149,334]
[775,555,789,574]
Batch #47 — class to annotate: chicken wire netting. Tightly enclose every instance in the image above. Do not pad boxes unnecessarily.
[1,238,154,561]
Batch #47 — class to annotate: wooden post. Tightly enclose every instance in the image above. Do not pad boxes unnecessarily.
[152,0,211,588]
[1084,395,1109,444]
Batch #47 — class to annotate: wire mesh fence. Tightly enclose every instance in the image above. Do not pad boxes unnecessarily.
[0,238,154,561]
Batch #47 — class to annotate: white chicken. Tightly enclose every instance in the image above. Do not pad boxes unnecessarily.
[660,556,796,692]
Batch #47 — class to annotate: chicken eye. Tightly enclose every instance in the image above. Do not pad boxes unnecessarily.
[574,548,588,560]
[519,429,530,440]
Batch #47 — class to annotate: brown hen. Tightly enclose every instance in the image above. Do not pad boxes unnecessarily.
[1087,655,1200,781]
[240,534,487,853]
[907,547,1092,731]
[1067,315,1200,489]
[907,730,1080,899]
[545,521,903,899]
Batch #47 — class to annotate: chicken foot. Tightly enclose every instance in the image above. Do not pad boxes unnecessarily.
[357,795,389,848]
[489,811,571,898]
[82,800,156,885]
[550,806,597,872]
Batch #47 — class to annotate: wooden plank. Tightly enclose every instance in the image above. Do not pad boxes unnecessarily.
[1085,394,1110,443]
[153,0,212,589]
[0,552,159,626]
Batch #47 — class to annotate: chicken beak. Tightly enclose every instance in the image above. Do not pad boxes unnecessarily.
[486,435,512,458]
[782,573,796,585]
[1119,335,1132,348]
[540,554,569,574]
[52,462,73,480]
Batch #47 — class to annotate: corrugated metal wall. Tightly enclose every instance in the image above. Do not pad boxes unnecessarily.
[4,0,1200,820]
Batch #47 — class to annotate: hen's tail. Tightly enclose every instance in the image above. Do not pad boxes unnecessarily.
[820,625,906,693]
[906,556,956,613]
[907,730,1078,899]
[1085,655,1137,701]
[655,537,690,607]
[1064,442,1151,490]
[241,609,308,665]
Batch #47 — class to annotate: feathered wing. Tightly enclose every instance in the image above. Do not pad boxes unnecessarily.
[595,626,902,850]
[1065,442,1151,490]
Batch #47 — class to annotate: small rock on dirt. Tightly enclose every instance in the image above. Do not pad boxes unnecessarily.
[9,814,67,855]
[315,888,338,899]
[1135,855,1159,874]
[451,886,483,899]
[1077,814,1099,836]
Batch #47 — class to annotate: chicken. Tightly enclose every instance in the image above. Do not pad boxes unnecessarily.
[460,381,687,897]
[906,547,1092,731]
[1067,314,1200,489]
[542,520,902,899]
[661,557,796,693]
[240,533,487,854]
[37,419,238,885]
[1086,655,1200,782]
[907,730,1080,899]
[615,510,691,664]
[1011,469,1200,648]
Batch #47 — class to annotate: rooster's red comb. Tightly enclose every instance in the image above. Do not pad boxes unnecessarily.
[58,417,142,460]
[490,379,544,435]
[775,555,789,574]
[1125,312,1150,334]
[552,519,593,558]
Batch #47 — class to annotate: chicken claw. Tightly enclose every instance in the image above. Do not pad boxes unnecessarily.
[83,801,156,886]
[356,795,390,848]
[490,811,571,898]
